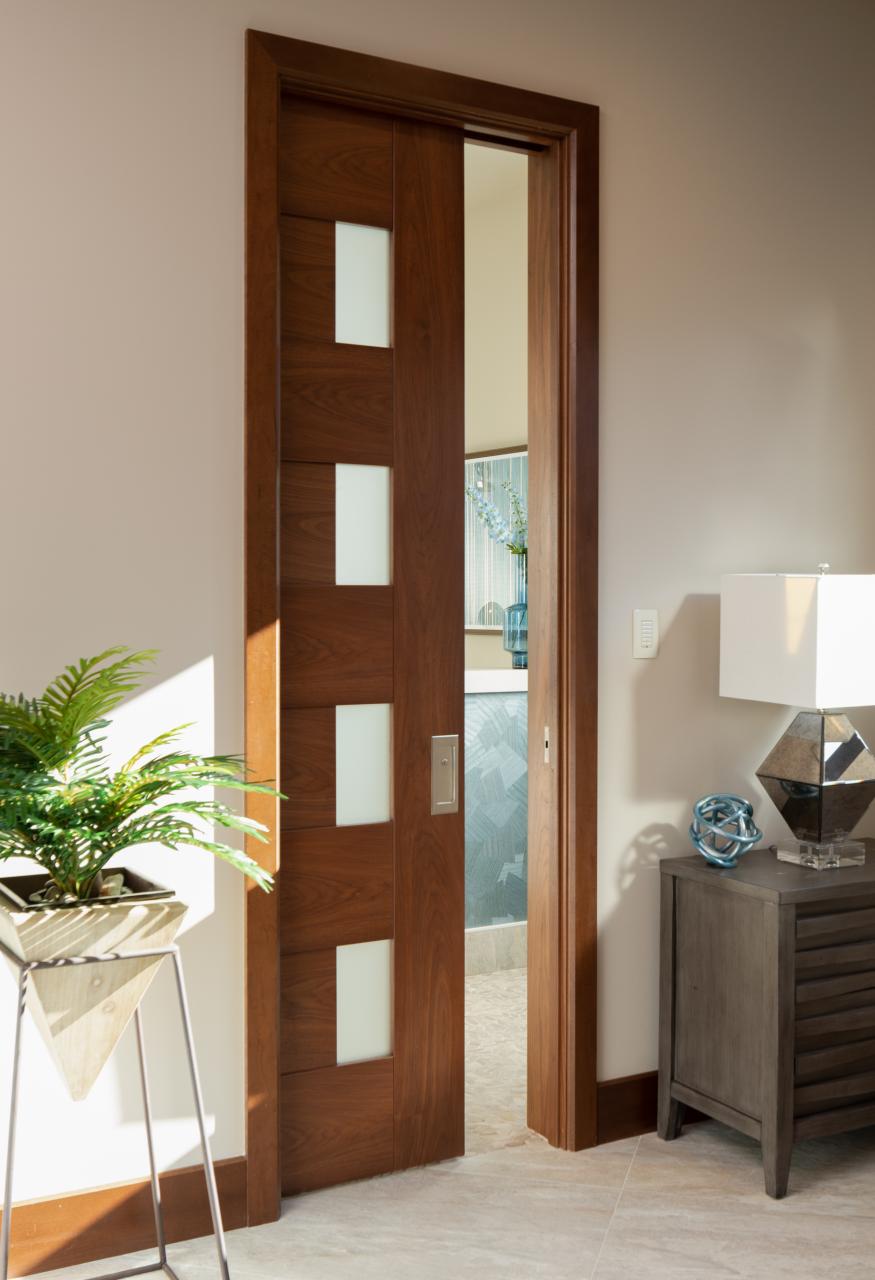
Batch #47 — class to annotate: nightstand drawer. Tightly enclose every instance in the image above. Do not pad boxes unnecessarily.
[794,1069,875,1115]
[795,940,875,978]
[796,970,875,1015]
[796,900,875,949]
[795,1037,875,1083]
[795,1003,875,1050]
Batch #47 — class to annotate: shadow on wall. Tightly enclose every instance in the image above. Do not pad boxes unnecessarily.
[0,650,247,1196]
[598,592,794,1078]
[613,586,875,937]
[107,653,248,1164]
[632,592,788,804]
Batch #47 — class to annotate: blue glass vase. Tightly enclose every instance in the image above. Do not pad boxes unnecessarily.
[503,553,528,670]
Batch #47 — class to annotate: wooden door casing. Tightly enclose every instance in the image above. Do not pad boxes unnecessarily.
[246,30,599,1226]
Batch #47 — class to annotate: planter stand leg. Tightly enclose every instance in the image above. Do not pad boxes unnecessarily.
[1,969,28,1280]
[172,952,231,1280]
[0,945,231,1280]
[134,1006,177,1279]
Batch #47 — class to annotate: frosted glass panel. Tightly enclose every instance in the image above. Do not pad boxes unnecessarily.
[336,703,392,826]
[335,223,391,347]
[336,939,393,1065]
[335,464,391,585]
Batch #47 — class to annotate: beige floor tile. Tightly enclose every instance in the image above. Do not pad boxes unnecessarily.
[33,977,875,1280]
[57,1161,617,1280]
[33,967,625,1280]
[593,1192,875,1280]
[464,966,527,1155]
[631,1121,875,1212]
[594,1122,875,1280]
[444,1132,640,1191]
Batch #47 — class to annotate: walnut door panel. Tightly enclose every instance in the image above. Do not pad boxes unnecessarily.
[391,119,465,1168]
[280,1059,394,1195]
[280,585,393,708]
[279,824,394,952]
[281,217,335,343]
[279,97,394,228]
[281,706,335,829]
[278,96,464,1194]
[281,463,335,584]
[280,949,336,1073]
[281,341,394,467]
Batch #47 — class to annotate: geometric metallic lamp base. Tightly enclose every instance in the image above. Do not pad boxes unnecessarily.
[773,840,866,871]
[757,711,875,873]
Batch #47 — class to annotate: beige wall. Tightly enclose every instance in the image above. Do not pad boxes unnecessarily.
[465,632,510,670]
[465,144,528,455]
[2,0,874,1194]
[465,144,527,670]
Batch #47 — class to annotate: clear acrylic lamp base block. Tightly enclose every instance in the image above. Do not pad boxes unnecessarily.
[774,840,866,870]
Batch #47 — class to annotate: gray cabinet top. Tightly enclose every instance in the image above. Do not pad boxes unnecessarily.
[661,843,875,903]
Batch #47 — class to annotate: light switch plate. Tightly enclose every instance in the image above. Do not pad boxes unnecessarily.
[633,608,659,658]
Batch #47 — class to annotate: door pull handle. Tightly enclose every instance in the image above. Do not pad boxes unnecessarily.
[430,734,459,815]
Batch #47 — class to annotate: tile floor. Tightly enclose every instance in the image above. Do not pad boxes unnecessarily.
[32,966,875,1279]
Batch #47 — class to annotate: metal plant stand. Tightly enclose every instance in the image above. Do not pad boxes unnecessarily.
[0,941,231,1280]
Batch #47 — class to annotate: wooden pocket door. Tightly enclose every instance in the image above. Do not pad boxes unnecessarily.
[278,96,464,1194]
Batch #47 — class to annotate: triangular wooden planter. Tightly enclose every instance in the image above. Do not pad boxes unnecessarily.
[0,873,187,1101]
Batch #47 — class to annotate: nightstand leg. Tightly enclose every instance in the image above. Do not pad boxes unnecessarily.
[657,874,683,1141]
[762,1127,792,1199]
[762,902,795,1199]
[657,1095,685,1141]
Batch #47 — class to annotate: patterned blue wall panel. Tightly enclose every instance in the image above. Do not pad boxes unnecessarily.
[464,691,528,927]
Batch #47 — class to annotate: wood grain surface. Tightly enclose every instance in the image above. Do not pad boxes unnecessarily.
[280,1059,394,1194]
[3,1158,246,1279]
[280,948,337,1072]
[280,216,335,342]
[244,27,283,1228]
[279,823,394,952]
[279,96,394,227]
[280,706,335,830]
[392,118,466,1171]
[281,462,335,584]
[280,584,393,707]
[282,340,394,466]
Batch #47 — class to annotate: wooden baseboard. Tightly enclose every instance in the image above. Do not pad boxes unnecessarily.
[597,1071,706,1144]
[1,1156,247,1278]
[4,1073,687,1274]
[597,1071,659,1143]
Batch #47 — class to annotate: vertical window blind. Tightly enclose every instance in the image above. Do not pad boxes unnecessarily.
[464,450,528,628]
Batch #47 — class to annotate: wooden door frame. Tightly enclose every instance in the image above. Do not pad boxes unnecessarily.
[244,29,598,1225]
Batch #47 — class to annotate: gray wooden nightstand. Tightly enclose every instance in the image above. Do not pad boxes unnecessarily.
[659,844,875,1197]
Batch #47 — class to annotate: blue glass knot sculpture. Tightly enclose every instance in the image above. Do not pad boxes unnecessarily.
[689,794,762,867]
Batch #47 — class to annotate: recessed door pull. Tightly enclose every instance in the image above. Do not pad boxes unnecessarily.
[431,734,459,815]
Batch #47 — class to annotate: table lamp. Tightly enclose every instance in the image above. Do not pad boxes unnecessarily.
[720,570,875,870]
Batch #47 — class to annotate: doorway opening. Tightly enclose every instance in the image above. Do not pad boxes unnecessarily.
[463,142,529,1154]
[245,29,599,1223]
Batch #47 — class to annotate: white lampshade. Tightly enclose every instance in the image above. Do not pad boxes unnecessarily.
[720,573,875,710]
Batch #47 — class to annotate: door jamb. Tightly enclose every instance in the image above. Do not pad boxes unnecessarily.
[244,29,598,1225]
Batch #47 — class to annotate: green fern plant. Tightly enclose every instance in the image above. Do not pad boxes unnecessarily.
[0,647,278,902]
